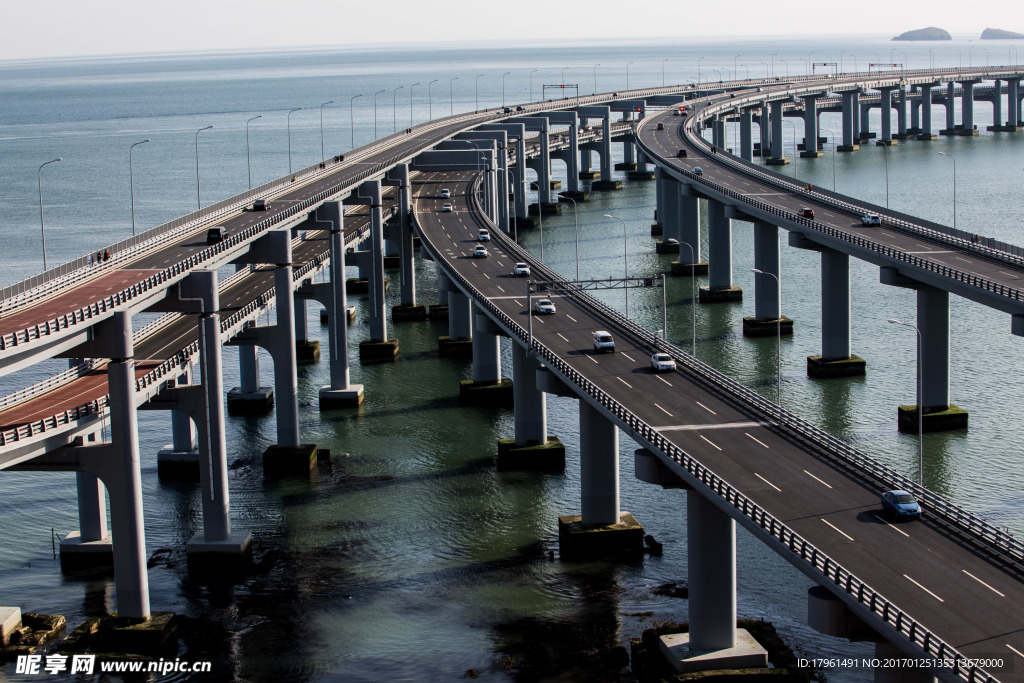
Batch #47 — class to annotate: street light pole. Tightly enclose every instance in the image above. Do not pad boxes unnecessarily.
[938,151,956,229]
[734,54,740,81]
[449,77,458,115]
[559,193,580,281]
[373,90,385,140]
[349,94,362,150]
[409,82,420,127]
[822,127,837,190]
[880,138,890,208]
[194,125,213,210]
[593,64,600,95]
[604,214,630,318]
[38,157,62,271]
[129,139,150,236]
[662,58,668,86]
[474,74,483,112]
[501,72,510,108]
[888,318,925,485]
[246,114,262,188]
[751,268,782,405]
[392,85,404,133]
[771,53,777,78]
[529,70,538,101]
[287,107,302,175]
[680,240,696,357]
[427,80,437,121]
[697,56,704,84]
[626,61,634,90]
[320,100,333,164]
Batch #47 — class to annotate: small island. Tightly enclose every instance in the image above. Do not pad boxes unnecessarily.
[892,27,952,41]
[981,28,1024,39]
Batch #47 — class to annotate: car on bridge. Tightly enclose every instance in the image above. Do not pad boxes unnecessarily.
[513,262,530,277]
[534,299,556,315]
[442,203,453,212]
[252,198,268,211]
[861,214,881,226]
[206,226,226,244]
[651,353,676,372]
[440,189,451,198]
[592,331,615,353]
[798,208,815,219]
[677,149,687,158]
[693,167,703,175]
[478,229,490,242]
[473,245,488,258]
[881,490,921,521]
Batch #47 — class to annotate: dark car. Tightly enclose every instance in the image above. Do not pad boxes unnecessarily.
[881,490,921,521]
[253,198,268,211]
[677,149,687,158]
[798,208,815,219]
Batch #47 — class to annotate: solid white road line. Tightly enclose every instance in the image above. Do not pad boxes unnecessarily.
[821,519,854,541]
[745,432,770,449]
[755,473,781,492]
[904,574,944,602]
[962,570,1005,597]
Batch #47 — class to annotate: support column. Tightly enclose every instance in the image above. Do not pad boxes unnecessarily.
[156,405,200,478]
[895,86,908,139]
[739,110,753,161]
[918,83,937,140]
[909,85,921,134]
[766,100,788,165]
[59,471,113,571]
[652,166,665,236]
[657,173,682,251]
[1008,79,1021,128]
[941,81,956,135]
[877,86,897,144]
[988,79,1008,131]
[699,200,741,302]
[808,249,865,377]
[688,491,736,651]
[496,342,566,470]
[743,221,792,336]
[958,79,979,135]
[319,201,364,407]
[227,265,273,414]
[293,296,320,362]
[800,94,823,157]
[592,111,622,190]
[839,91,860,151]
[439,287,473,356]
[672,187,708,276]
[758,102,771,157]
[558,400,643,558]
[359,178,399,360]
[460,304,513,406]
[390,163,425,321]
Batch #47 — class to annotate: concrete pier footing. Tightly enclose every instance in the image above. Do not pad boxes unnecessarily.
[0,607,21,646]
[185,531,253,576]
[359,338,399,362]
[319,385,365,408]
[897,404,968,433]
[672,261,709,277]
[698,285,742,303]
[459,378,514,407]
[496,436,566,471]
[558,511,644,559]
[427,303,449,319]
[807,354,867,378]
[226,387,274,415]
[438,336,473,357]
[655,240,680,254]
[391,303,428,322]
[59,532,114,572]
[295,340,320,363]
[658,628,769,673]
[742,316,793,337]
[156,446,200,479]
[262,444,319,477]
[591,180,623,190]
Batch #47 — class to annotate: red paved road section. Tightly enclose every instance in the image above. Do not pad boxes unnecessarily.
[0,270,162,336]
[0,362,160,431]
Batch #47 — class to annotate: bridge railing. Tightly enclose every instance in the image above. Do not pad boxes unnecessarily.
[421,181,998,683]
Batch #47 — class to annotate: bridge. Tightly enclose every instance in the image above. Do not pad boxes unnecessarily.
[2,65,1023,681]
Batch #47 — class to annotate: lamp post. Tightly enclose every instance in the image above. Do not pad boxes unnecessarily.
[954,49,962,70]
[734,54,740,81]
[604,213,630,318]
[287,107,302,175]
[194,125,213,210]
[887,318,925,485]
[807,51,815,75]
[529,70,538,101]
[751,268,782,405]
[626,61,634,90]
[474,74,483,112]
[409,82,420,127]
[770,53,777,78]
[129,139,150,236]
[427,80,437,121]
[878,136,890,208]
[761,62,769,78]
[373,90,385,140]
[349,94,362,149]
[593,64,600,95]
[559,193,580,281]
[938,151,956,229]
[680,239,696,357]
[784,119,797,158]
[697,56,704,84]
[821,127,837,190]
[392,85,404,133]
[319,100,333,164]
[501,72,510,108]
[449,77,458,115]
[662,58,669,86]
[246,114,262,188]
[38,157,62,271]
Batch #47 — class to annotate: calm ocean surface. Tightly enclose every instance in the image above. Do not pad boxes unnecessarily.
[1,36,1023,681]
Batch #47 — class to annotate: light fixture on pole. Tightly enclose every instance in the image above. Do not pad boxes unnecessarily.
[287,107,302,175]
[593,64,600,95]
[559,193,580,281]
[246,114,262,188]
[751,268,782,405]
[878,136,890,208]
[427,80,437,121]
[821,127,837,190]
[38,157,62,271]
[474,74,483,112]
[129,139,149,236]
[194,125,213,210]
[392,85,404,134]
[349,94,362,150]
[697,56,705,84]
[604,213,630,318]
[409,82,420,127]
[373,90,385,140]
[529,70,538,101]
[770,53,777,77]
[501,72,510,108]
[626,61,634,90]
[449,77,459,115]
[887,318,925,485]
[734,54,740,81]
[662,58,668,86]
[680,240,696,357]
[938,151,956,229]
[320,101,333,164]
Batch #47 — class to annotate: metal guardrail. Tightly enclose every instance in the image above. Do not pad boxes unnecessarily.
[421,173,1001,683]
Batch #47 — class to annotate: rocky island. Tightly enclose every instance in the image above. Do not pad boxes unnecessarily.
[892,27,952,41]
[981,28,1024,39]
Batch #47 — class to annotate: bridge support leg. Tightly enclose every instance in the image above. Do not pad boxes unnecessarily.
[360,179,399,361]
[156,403,200,479]
[319,201,364,408]
[672,189,708,277]
[440,289,473,357]
[909,85,920,134]
[591,111,622,190]
[896,86,908,139]
[391,166,426,322]
[766,101,788,165]
[878,86,897,144]
[699,200,741,302]
[60,471,113,571]
[652,166,664,235]
[940,81,956,135]
[497,342,564,470]
[461,304,512,407]
[1007,79,1021,128]
[558,400,642,558]
[430,265,450,319]
[759,102,771,157]
[227,268,273,415]
[739,110,753,161]
[800,95,822,157]
[656,174,681,253]
[293,297,319,362]
[918,84,937,140]
[988,79,1006,131]
[958,80,978,135]
[809,249,865,377]
[743,221,791,336]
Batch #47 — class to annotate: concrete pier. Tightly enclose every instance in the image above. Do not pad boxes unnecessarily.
[699,200,741,302]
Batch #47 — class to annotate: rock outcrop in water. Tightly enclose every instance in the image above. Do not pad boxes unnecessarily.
[981,28,1024,39]
[892,27,952,41]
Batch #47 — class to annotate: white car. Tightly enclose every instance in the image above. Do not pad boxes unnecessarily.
[440,188,451,198]
[592,331,615,353]
[651,353,677,372]
[534,298,556,315]
[442,203,453,212]
[473,245,488,258]
[861,214,881,226]
[513,262,531,277]
[478,229,491,242]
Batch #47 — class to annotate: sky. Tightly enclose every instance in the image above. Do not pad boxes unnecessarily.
[4,0,1023,61]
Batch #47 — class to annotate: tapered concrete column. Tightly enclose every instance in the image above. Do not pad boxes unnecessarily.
[910,85,920,131]
[769,100,787,163]
[238,347,260,392]
[1008,79,1020,126]
[512,343,546,445]
[992,80,1003,128]
[654,166,665,230]
[877,87,897,143]
[707,200,733,289]
[436,265,450,306]
[945,81,956,132]
[840,92,858,149]
[636,147,650,174]
[918,286,950,410]
[711,116,725,149]
[801,94,821,155]
[960,80,976,132]
[660,173,682,242]
[273,265,300,447]
[896,87,907,137]
[579,400,619,526]
[472,305,501,382]
[752,221,780,320]
[680,191,702,262]
[320,201,363,406]
[739,110,753,160]
[513,136,528,219]
[75,472,109,543]
[170,410,196,452]
[920,83,934,137]
[448,289,472,340]
[821,250,851,360]
[364,180,388,342]
[580,148,593,175]
[395,166,416,304]
[759,102,771,155]
[851,95,860,142]
[600,113,613,181]
[293,297,309,344]
[538,123,553,204]
[687,491,736,651]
